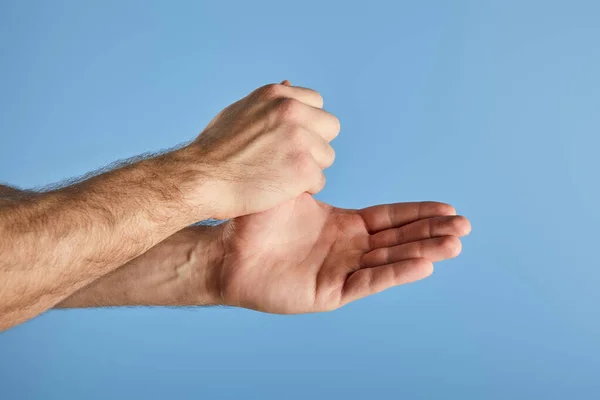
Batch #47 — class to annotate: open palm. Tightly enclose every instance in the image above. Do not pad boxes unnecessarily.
[218,193,470,314]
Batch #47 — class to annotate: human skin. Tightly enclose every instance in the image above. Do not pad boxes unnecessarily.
[1,80,471,330]
[57,195,470,313]
[0,80,339,330]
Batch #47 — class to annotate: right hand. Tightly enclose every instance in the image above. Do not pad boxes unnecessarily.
[185,80,340,219]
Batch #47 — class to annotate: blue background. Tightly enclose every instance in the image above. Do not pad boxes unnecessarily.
[1,0,599,398]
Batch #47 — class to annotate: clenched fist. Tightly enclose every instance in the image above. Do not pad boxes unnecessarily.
[184,80,340,219]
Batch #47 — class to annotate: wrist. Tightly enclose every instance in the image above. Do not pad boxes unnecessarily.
[170,145,234,221]
[187,222,227,306]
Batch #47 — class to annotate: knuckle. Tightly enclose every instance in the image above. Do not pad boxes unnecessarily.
[256,83,283,99]
[290,152,317,182]
[275,97,303,121]
[433,217,448,231]
[281,129,306,159]
[295,151,314,173]
[394,227,406,244]
[287,126,305,147]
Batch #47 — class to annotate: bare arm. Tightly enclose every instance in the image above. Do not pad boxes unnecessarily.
[0,150,216,329]
[0,184,33,204]
[0,81,338,330]
[55,224,225,309]
[56,198,471,315]
[0,186,224,310]
[0,185,24,196]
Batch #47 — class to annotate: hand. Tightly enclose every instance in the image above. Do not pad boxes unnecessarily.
[183,80,340,219]
[215,194,471,313]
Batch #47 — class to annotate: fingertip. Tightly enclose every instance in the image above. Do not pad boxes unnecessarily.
[453,215,472,236]
[444,204,457,216]
[463,217,472,235]
[413,258,435,279]
[281,79,291,86]
[421,257,435,271]
[425,263,435,278]
[440,236,462,258]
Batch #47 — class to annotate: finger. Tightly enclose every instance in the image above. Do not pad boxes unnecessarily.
[359,202,457,234]
[280,84,324,109]
[255,84,339,141]
[369,215,471,250]
[306,165,326,195]
[281,80,291,86]
[342,258,433,305]
[299,106,341,142]
[362,236,462,269]
[253,83,323,109]
[301,128,335,169]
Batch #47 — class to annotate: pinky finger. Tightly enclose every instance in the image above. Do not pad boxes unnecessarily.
[341,258,433,306]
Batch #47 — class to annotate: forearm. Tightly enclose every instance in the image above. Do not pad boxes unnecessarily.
[55,224,225,308]
[0,184,34,204]
[0,148,216,329]
[0,184,24,196]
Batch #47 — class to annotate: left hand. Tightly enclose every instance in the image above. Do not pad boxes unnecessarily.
[213,194,471,313]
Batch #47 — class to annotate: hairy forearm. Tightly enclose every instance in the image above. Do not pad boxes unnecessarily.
[0,184,33,204]
[0,185,24,196]
[0,148,216,330]
[55,225,225,308]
